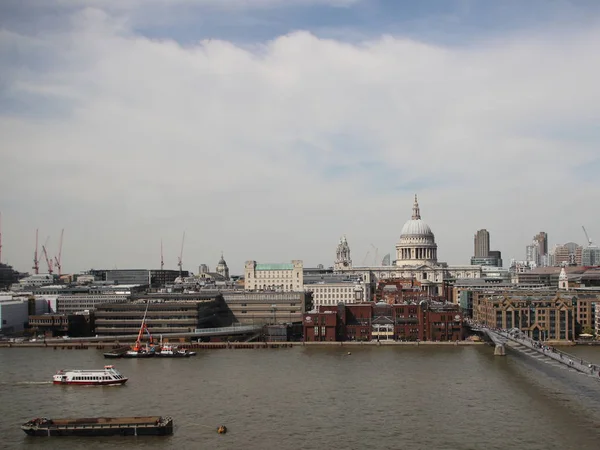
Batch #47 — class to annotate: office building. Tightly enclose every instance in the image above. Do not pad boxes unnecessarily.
[474,229,490,258]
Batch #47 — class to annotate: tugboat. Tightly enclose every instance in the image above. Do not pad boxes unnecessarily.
[157,343,196,358]
[53,365,128,386]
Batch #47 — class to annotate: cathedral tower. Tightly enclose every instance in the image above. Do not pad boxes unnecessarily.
[216,253,230,280]
[334,235,352,270]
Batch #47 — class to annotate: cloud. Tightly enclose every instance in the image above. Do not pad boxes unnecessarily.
[1,5,600,275]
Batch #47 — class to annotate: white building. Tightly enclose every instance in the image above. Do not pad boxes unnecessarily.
[333,195,483,296]
[57,294,129,315]
[304,278,368,309]
[582,246,600,266]
[15,274,56,289]
[244,260,303,292]
[526,241,541,267]
[0,297,50,334]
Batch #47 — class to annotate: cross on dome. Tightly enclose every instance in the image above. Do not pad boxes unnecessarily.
[412,194,421,220]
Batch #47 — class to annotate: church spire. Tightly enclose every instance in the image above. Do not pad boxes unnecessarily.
[412,194,421,220]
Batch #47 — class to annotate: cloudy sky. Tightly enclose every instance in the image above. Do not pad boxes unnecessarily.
[1,0,600,275]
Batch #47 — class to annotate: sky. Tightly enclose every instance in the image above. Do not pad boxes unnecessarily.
[1,0,600,275]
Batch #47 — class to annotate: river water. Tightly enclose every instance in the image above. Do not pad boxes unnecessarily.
[2,344,600,450]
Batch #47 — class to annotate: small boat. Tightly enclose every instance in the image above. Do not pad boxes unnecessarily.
[21,416,173,436]
[103,347,129,359]
[53,365,128,386]
[123,346,157,358]
[157,344,196,358]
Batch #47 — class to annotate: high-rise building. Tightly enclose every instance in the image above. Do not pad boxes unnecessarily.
[534,232,548,256]
[471,229,502,267]
[488,251,503,268]
[553,242,582,266]
[474,229,490,258]
[526,241,540,267]
[582,247,600,266]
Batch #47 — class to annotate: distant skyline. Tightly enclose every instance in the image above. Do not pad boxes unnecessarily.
[1,0,600,275]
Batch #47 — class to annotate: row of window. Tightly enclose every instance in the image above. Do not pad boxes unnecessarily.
[247,272,300,278]
[70,375,120,381]
[314,293,355,299]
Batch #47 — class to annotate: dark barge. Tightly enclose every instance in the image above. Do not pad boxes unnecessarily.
[21,416,173,436]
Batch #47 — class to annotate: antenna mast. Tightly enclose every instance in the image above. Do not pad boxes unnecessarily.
[177,232,185,278]
[54,228,64,276]
[33,229,40,274]
[160,239,164,271]
[0,212,2,264]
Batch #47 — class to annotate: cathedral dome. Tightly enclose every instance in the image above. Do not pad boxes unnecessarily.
[400,219,433,238]
[395,195,438,267]
[399,195,434,240]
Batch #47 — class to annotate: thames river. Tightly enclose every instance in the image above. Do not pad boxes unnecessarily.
[2,344,600,450]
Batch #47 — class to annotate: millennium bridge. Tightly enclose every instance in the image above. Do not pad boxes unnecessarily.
[473,324,600,379]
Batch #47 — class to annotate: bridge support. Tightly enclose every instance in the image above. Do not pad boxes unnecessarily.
[494,343,506,356]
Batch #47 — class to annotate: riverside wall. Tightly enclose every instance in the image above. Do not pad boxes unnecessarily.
[0,340,484,350]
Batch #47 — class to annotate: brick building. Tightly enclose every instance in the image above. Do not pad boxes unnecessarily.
[303,301,463,342]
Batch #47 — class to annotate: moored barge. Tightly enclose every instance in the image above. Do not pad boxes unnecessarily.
[21,416,173,436]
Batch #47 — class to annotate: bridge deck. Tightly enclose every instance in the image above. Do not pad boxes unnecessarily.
[480,326,600,378]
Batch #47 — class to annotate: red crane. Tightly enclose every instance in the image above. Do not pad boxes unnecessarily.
[32,229,40,274]
[42,244,53,275]
[177,232,185,279]
[54,229,64,276]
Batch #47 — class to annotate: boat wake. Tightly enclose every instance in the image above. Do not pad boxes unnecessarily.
[11,381,53,385]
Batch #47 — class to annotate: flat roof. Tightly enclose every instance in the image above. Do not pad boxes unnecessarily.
[256,264,294,271]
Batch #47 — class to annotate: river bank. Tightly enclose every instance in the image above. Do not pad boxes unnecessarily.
[0,340,485,349]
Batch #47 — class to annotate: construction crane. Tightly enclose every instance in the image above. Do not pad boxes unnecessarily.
[582,226,594,247]
[54,228,64,276]
[381,253,391,266]
[32,229,40,274]
[177,232,186,278]
[362,250,370,266]
[160,239,164,271]
[42,244,53,274]
[370,244,379,266]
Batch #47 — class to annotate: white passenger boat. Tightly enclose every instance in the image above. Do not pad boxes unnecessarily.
[52,365,128,385]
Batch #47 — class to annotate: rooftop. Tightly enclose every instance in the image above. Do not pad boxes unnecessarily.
[255,264,294,271]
